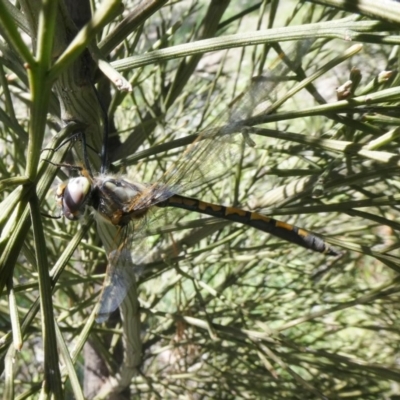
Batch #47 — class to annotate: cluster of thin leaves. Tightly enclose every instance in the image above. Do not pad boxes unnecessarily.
[2,0,400,399]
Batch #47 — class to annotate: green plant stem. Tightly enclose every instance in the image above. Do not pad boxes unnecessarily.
[99,0,168,56]
[310,0,400,24]
[0,0,34,64]
[49,0,123,82]
[29,193,63,398]
[111,18,384,71]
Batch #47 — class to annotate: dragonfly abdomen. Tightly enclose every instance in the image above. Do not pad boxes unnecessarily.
[159,195,340,256]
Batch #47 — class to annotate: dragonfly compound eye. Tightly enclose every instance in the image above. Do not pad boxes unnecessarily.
[61,177,91,220]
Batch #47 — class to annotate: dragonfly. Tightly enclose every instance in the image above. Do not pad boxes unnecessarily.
[55,42,340,322]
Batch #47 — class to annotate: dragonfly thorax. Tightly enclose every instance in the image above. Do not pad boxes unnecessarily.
[57,177,92,220]
[92,177,149,227]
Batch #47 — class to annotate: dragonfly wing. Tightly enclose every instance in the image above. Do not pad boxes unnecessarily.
[139,41,315,201]
[94,211,153,322]
[94,214,139,322]
[129,128,236,213]
[96,248,138,322]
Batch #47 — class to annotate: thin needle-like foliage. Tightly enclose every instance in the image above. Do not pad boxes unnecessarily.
[1,0,400,399]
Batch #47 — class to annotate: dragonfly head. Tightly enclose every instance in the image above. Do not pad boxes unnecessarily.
[56,177,92,220]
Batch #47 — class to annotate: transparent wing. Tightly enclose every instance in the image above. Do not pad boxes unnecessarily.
[94,213,141,322]
[94,206,166,321]
[96,249,138,323]
[132,40,314,210]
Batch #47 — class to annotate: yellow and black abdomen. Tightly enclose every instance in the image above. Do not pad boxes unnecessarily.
[158,195,340,256]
